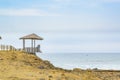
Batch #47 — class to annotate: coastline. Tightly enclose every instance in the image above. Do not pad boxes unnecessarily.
[37,53,120,70]
[0,51,120,80]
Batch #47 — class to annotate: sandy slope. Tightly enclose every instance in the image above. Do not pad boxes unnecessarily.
[0,51,120,80]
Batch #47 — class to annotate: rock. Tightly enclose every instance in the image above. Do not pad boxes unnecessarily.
[38,66,45,69]
[0,58,3,60]
[39,78,45,80]
[73,68,83,72]
[93,68,99,70]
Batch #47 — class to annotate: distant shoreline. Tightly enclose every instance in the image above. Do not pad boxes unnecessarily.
[37,53,120,70]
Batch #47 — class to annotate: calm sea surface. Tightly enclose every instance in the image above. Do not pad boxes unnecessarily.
[37,53,120,70]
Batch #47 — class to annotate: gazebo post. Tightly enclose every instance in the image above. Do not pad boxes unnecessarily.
[23,39,25,51]
[34,39,36,54]
[31,39,33,53]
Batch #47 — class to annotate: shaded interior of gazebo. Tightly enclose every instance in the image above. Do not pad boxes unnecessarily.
[20,33,43,54]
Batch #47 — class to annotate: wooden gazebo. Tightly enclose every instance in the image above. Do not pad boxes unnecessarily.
[20,33,43,54]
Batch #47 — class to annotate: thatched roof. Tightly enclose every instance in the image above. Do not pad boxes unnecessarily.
[20,33,43,40]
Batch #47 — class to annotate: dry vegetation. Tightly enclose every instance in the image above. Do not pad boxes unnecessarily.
[0,51,120,80]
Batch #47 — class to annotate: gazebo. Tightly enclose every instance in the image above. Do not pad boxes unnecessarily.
[19,33,43,54]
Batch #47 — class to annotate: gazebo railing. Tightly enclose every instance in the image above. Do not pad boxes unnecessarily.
[19,45,42,54]
[0,44,42,54]
[0,45,16,51]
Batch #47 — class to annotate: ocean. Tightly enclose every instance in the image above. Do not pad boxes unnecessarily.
[37,53,120,70]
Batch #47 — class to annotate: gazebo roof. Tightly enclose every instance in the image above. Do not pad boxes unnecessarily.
[20,33,43,40]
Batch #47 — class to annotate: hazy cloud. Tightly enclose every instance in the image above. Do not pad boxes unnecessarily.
[53,0,72,2]
[0,8,61,16]
[101,0,120,2]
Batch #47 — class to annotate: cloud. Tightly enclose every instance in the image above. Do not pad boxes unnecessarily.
[51,0,100,9]
[42,42,120,53]
[0,8,61,16]
[52,0,120,8]
[53,0,120,3]
[101,0,120,3]
[53,0,72,2]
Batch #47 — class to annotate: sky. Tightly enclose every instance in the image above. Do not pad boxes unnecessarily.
[0,0,120,53]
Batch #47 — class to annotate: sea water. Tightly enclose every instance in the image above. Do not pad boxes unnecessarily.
[37,53,120,70]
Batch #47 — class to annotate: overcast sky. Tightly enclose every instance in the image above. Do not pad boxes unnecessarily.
[0,0,120,53]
